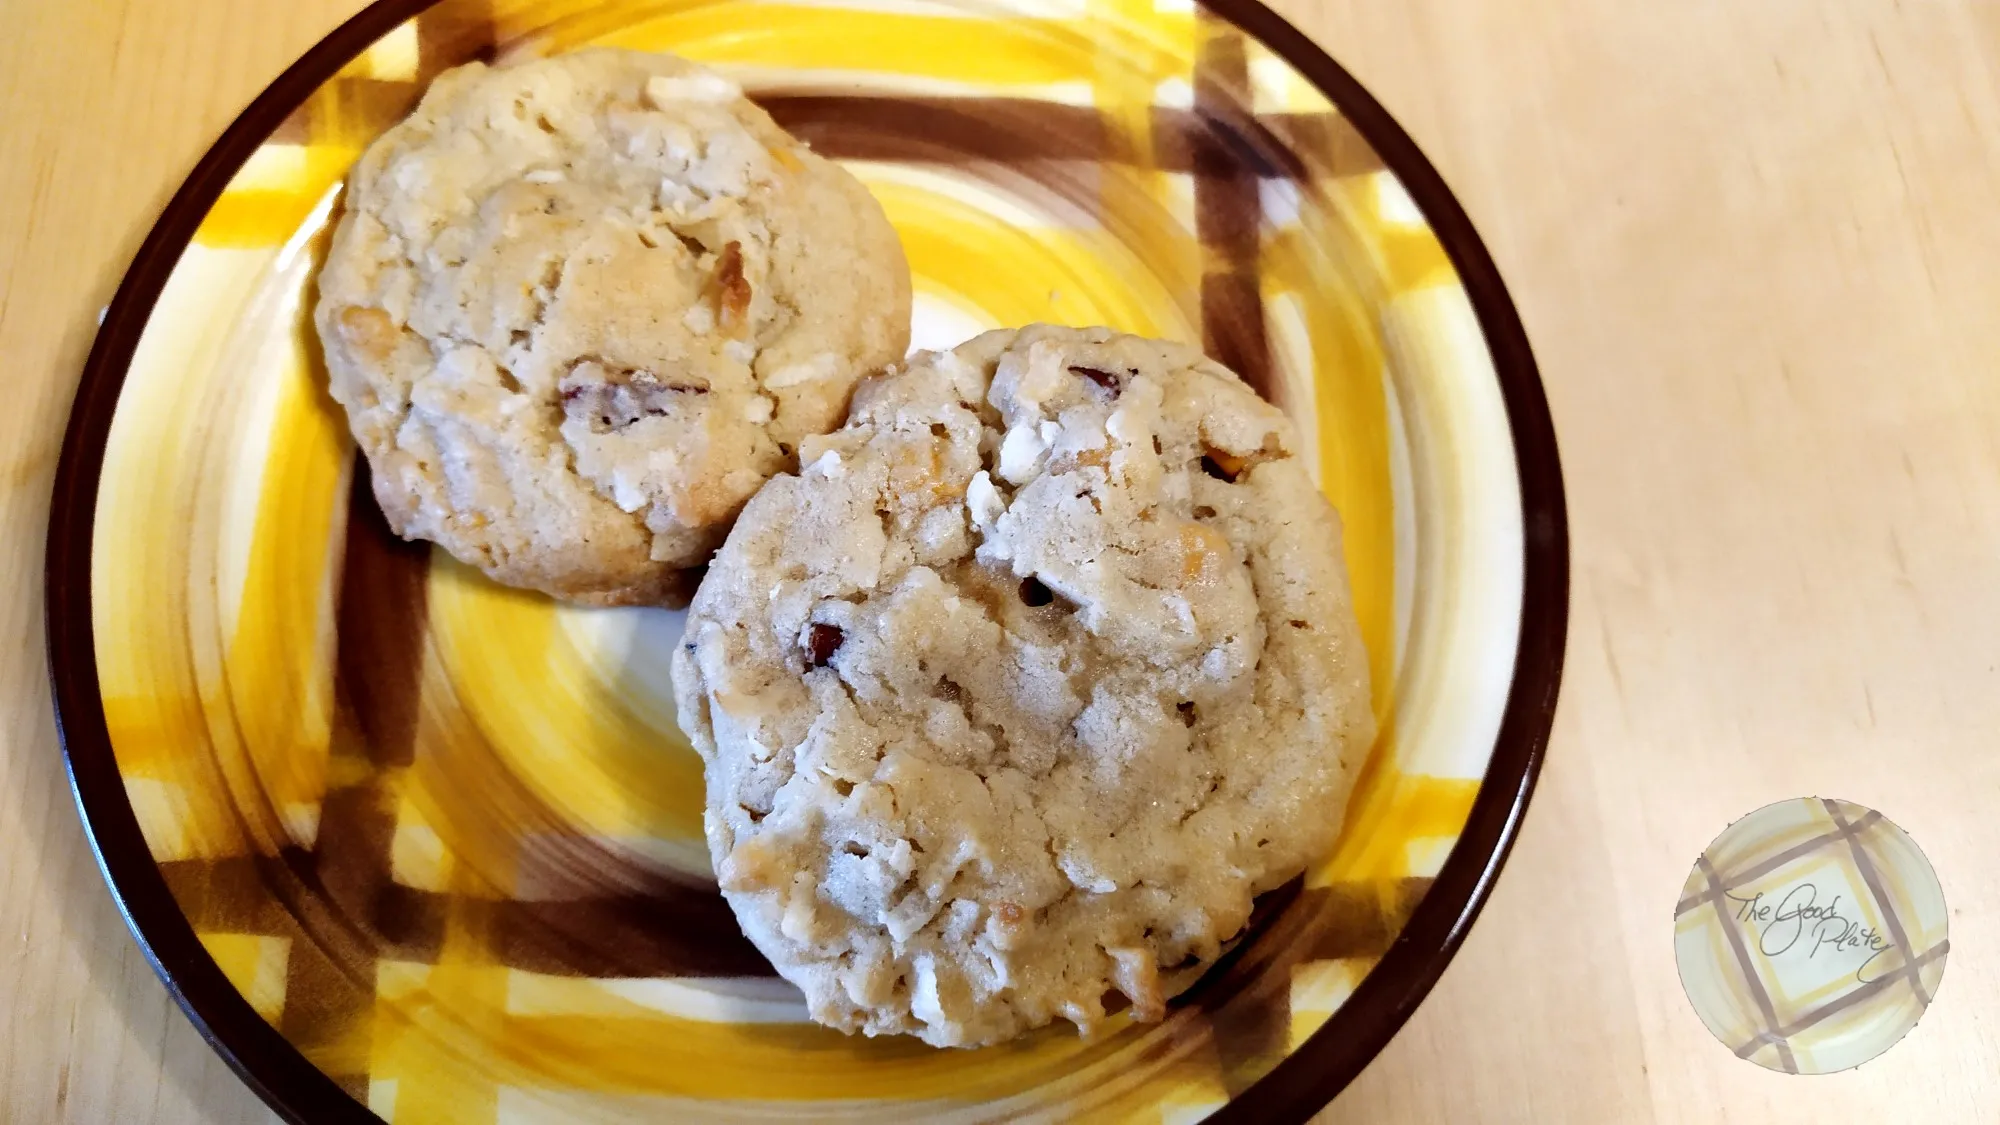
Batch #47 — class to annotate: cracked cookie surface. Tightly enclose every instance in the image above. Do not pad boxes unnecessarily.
[672,325,1374,1047]
[315,48,911,604]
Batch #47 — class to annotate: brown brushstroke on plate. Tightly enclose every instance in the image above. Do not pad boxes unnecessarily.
[417,0,499,74]
[1192,15,1273,399]
[1260,112,1381,178]
[322,464,447,957]
[493,896,777,979]
[159,856,293,936]
[763,95,1112,165]
[333,468,432,768]
[763,94,1377,185]
[271,107,314,146]
[322,77,428,143]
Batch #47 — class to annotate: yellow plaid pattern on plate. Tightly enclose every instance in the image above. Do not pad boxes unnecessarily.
[85,0,1532,1119]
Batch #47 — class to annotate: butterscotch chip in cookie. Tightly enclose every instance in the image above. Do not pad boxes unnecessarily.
[673,324,1373,1047]
[315,48,911,604]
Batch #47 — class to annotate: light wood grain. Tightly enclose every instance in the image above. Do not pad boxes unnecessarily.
[3,0,1996,1121]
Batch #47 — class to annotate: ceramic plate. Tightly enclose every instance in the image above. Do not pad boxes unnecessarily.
[46,0,1567,1120]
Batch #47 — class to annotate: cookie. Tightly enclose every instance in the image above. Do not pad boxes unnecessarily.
[672,325,1374,1047]
[315,49,911,605]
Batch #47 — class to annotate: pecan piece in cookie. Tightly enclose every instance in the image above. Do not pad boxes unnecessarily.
[559,359,709,433]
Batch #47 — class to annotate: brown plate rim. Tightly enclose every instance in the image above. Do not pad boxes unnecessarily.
[43,1,1569,1121]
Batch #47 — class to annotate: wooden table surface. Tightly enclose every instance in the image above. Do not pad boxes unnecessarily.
[5,0,1998,1120]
